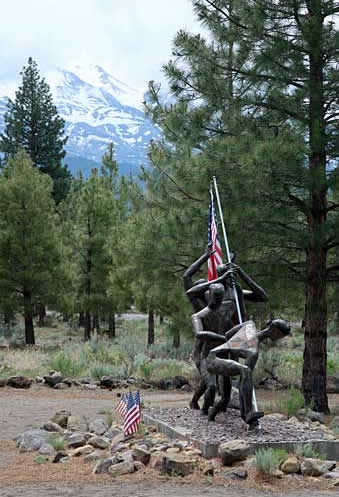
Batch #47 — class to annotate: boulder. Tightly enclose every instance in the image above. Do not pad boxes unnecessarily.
[67,415,88,432]
[324,471,339,479]
[53,451,68,463]
[150,452,166,470]
[42,422,64,433]
[70,445,94,457]
[88,436,110,449]
[93,457,115,474]
[84,450,104,463]
[301,458,336,477]
[50,410,71,429]
[218,440,250,465]
[54,382,69,390]
[104,427,122,441]
[43,372,63,387]
[223,468,248,480]
[0,378,7,387]
[280,456,300,474]
[296,409,325,424]
[162,455,196,476]
[100,376,119,389]
[67,433,87,448]
[15,429,50,452]
[108,461,135,476]
[38,443,55,456]
[7,376,32,389]
[132,446,151,465]
[88,418,108,436]
[327,374,339,394]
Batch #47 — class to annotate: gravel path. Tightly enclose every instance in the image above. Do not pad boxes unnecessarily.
[0,482,336,497]
[145,407,329,444]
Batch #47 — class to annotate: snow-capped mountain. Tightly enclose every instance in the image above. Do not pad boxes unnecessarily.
[0,65,160,176]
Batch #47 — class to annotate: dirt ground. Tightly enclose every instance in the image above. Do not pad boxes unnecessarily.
[0,385,337,496]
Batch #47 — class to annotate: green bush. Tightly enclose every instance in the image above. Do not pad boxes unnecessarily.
[276,387,305,417]
[295,443,324,460]
[34,455,48,464]
[48,435,65,451]
[255,448,288,474]
[90,363,125,380]
[49,351,84,377]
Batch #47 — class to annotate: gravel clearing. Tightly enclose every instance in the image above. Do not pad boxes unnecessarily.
[144,407,328,444]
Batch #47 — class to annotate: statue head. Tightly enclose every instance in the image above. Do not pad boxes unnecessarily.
[267,319,291,341]
[208,283,225,309]
[216,251,236,277]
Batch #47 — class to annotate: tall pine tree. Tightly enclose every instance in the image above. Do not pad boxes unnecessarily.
[0,57,71,202]
[145,0,339,412]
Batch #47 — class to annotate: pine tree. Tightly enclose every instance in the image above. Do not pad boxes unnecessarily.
[144,0,339,412]
[0,58,71,202]
[0,150,62,344]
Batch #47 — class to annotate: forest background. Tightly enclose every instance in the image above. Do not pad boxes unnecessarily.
[0,0,338,415]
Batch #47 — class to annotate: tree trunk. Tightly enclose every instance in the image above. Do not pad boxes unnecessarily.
[159,314,164,325]
[84,311,91,341]
[93,313,100,333]
[302,5,329,414]
[23,289,35,345]
[109,311,115,338]
[172,328,180,349]
[147,307,154,346]
[37,302,46,327]
[78,311,85,327]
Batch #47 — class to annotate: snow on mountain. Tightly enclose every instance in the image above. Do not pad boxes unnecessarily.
[0,65,160,176]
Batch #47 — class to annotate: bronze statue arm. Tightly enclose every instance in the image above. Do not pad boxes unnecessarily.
[183,250,211,291]
[225,263,268,302]
[187,269,233,297]
[224,323,243,341]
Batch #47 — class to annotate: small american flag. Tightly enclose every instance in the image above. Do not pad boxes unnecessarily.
[134,390,141,413]
[208,188,222,281]
[123,391,141,436]
[116,393,127,416]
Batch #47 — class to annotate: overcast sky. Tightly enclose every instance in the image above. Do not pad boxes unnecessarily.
[0,0,202,94]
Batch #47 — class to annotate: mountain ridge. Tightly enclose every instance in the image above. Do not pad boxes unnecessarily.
[0,65,160,176]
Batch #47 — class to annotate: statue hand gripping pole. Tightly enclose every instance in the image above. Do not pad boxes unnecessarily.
[212,176,258,413]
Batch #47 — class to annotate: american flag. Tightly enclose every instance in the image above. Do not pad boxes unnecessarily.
[208,188,223,281]
[134,390,141,413]
[123,391,141,436]
[116,393,128,416]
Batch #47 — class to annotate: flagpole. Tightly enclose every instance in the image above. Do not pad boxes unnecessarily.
[212,176,242,325]
[212,176,258,412]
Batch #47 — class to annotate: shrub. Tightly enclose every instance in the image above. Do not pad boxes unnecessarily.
[90,363,125,380]
[255,448,288,474]
[49,351,84,377]
[295,443,324,460]
[34,455,48,464]
[276,387,305,417]
[48,435,65,451]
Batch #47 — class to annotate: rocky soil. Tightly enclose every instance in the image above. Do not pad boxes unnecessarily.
[144,407,335,444]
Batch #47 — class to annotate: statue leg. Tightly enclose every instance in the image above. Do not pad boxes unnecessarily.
[200,358,216,415]
[207,352,263,428]
[189,378,206,409]
[208,375,232,421]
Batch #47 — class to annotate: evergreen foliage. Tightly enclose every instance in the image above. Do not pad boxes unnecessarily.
[0,150,62,344]
[0,57,71,202]
[142,0,339,412]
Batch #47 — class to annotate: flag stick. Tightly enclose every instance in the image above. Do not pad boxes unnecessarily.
[212,176,258,412]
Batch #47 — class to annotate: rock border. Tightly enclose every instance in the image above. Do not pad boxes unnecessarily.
[142,413,339,460]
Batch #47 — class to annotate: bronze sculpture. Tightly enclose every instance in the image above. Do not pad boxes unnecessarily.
[190,282,290,430]
[184,250,268,411]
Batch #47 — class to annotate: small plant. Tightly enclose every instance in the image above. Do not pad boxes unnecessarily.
[90,363,118,380]
[295,443,324,459]
[255,448,288,475]
[34,455,48,464]
[105,412,113,427]
[276,387,305,417]
[330,417,339,434]
[48,435,65,451]
[49,351,84,377]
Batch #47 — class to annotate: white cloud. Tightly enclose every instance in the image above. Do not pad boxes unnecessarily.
[0,0,202,92]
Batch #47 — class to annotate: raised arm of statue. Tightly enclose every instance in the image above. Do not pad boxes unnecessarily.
[183,249,211,291]
[222,263,268,303]
[186,267,234,297]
